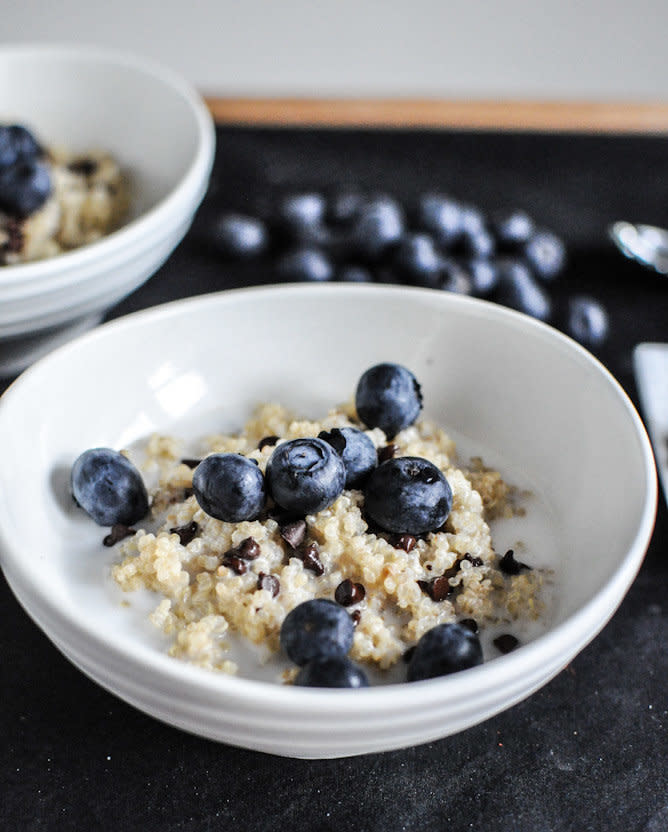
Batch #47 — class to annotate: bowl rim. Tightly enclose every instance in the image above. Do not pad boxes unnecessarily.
[0,43,215,287]
[0,284,658,715]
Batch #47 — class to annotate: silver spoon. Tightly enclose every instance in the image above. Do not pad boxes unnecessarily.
[609,221,668,274]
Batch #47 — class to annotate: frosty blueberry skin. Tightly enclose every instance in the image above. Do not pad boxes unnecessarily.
[266,437,345,515]
[355,363,423,438]
[295,656,370,688]
[70,448,149,527]
[280,599,355,667]
[318,427,378,489]
[192,453,266,523]
[363,456,453,536]
[407,622,483,682]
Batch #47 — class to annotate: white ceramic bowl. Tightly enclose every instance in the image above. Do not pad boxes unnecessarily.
[0,44,215,374]
[0,285,657,758]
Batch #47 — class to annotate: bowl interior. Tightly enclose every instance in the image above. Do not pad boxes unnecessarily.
[0,286,654,666]
[0,46,204,219]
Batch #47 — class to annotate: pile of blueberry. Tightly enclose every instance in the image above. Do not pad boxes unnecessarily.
[70,362,487,689]
[0,124,52,218]
[213,187,608,346]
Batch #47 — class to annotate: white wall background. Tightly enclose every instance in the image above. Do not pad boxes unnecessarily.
[4,0,668,100]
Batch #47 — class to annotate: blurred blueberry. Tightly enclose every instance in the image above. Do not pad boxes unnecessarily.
[0,158,51,217]
[495,259,552,320]
[214,213,268,259]
[491,209,535,249]
[460,204,485,235]
[567,295,609,346]
[461,227,495,259]
[338,264,374,283]
[524,229,566,281]
[395,232,442,288]
[276,247,334,282]
[352,195,404,260]
[467,257,500,296]
[0,124,43,169]
[327,185,366,226]
[440,259,473,295]
[417,193,463,247]
[278,191,326,230]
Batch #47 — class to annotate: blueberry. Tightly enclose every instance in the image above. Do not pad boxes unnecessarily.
[295,656,370,688]
[276,247,334,282]
[394,233,443,288]
[318,427,377,488]
[417,193,463,247]
[467,257,500,296]
[355,363,423,438]
[461,227,495,259]
[278,191,326,230]
[214,213,267,259]
[70,448,149,527]
[280,599,355,666]
[567,295,609,346]
[192,453,266,522]
[440,260,473,295]
[491,209,535,249]
[407,622,483,681]
[364,456,453,535]
[0,124,42,169]
[327,185,366,226]
[495,259,552,321]
[0,159,51,217]
[460,205,485,235]
[337,264,373,283]
[524,229,566,280]
[351,196,404,260]
[266,438,345,514]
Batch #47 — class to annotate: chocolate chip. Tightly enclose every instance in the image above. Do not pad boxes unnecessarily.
[499,549,531,575]
[183,487,194,500]
[417,575,453,601]
[378,443,398,463]
[351,609,361,627]
[180,458,202,469]
[169,520,199,546]
[301,542,324,576]
[222,554,248,575]
[68,158,98,176]
[103,524,136,547]
[3,218,23,254]
[280,519,306,549]
[392,534,417,552]
[459,618,479,634]
[462,554,484,567]
[236,537,261,560]
[257,572,280,597]
[494,633,520,654]
[335,579,366,606]
[258,435,280,451]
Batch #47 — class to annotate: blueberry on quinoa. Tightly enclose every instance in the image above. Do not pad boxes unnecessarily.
[266,437,345,514]
[364,456,453,535]
[0,124,43,169]
[192,453,266,522]
[295,656,369,688]
[280,599,355,666]
[318,427,377,488]
[355,362,422,438]
[70,448,149,527]
[407,622,483,681]
[0,158,51,217]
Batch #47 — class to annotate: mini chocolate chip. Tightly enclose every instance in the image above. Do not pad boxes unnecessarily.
[103,524,136,547]
[169,520,199,546]
[258,435,280,450]
[462,553,484,567]
[392,534,417,552]
[499,549,530,575]
[378,444,398,463]
[257,572,280,597]
[301,542,324,576]
[4,218,23,254]
[417,575,453,602]
[335,579,366,606]
[236,537,261,560]
[351,609,361,627]
[459,618,479,634]
[222,554,248,575]
[494,633,520,654]
[280,519,306,549]
[68,158,98,176]
[180,458,202,469]
[183,487,194,500]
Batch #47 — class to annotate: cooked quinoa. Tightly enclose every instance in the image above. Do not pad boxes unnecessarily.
[0,147,128,265]
[111,401,545,680]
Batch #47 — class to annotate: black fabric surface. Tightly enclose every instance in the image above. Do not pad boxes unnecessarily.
[2,126,668,831]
